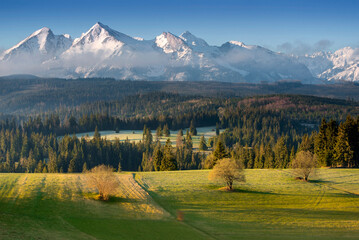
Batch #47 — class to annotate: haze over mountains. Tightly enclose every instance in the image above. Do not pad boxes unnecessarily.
[0,22,358,83]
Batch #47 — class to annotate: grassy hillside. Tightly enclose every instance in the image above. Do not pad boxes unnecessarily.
[0,169,358,239]
[0,173,206,240]
[137,169,359,240]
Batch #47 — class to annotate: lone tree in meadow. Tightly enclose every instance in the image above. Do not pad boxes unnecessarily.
[85,165,119,201]
[209,158,245,191]
[291,151,317,181]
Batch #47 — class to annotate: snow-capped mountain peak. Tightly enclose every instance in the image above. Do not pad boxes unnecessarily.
[1,27,72,61]
[178,31,218,55]
[155,32,189,54]
[72,22,137,48]
[180,31,209,47]
[228,40,245,47]
[2,22,358,83]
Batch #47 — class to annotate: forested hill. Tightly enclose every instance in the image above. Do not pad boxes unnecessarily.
[1,76,359,115]
[1,90,359,173]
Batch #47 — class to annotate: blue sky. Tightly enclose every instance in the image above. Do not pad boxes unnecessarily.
[0,0,358,54]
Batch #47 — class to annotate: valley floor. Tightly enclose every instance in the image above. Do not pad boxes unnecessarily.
[0,169,358,239]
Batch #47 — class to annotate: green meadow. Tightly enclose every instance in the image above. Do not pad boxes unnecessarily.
[71,126,222,149]
[0,169,358,239]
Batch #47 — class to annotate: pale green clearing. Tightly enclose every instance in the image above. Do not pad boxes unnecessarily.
[0,169,358,239]
[71,126,223,149]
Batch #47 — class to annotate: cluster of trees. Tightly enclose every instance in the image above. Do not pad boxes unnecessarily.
[315,116,359,168]
[0,121,207,173]
[206,115,359,169]
[17,111,218,137]
[140,126,205,171]
[0,127,144,173]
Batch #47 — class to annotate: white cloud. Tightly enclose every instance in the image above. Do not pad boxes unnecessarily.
[277,40,334,55]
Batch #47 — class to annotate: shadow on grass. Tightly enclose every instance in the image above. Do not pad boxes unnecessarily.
[309,179,332,184]
[231,188,278,195]
[81,192,140,203]
[204,185,278,195]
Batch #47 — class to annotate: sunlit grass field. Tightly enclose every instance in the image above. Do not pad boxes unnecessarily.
[136,169,359,240]
[0,169,358,239]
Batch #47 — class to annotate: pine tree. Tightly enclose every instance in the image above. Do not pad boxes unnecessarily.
[213,140,228,162]
[82,162,88,172]
[47,148,58,173]
[117,161,122,172]
[334,121,354,167]
[25,150,36,173]
[21,135,30,159]
[315,118,328,166]
[274,137,289,168]
[215,123,220,136]
[263,144,274,168]
[68,158,76,173]
[156,126,163,139]
[199,135,208,151]
[176,129,184,148]
[189,120,197,136]
[253,144,264,168]
[94,126,101,139]
[185,130,193,150]
[153,142,163,171]
[161,139,177,171]
[161,124,169,137]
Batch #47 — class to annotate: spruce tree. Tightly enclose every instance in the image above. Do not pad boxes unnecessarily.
[189,120,197,136]
[185,130,193,150]
[263,145,274,168]
[176,129,184,148]
[156,126,163,139]
[215,123,220,136]
[161,139,177,171]
[274,137,289,168]
[82,162,88,172]
[334,122,353,167]
[153,142,163,171]
[163,124,170,137]
[94,126,101,139]
[213,140,228,162]
[199,135,208,151]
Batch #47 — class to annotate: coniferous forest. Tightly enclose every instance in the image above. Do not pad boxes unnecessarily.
[0,86,359,173]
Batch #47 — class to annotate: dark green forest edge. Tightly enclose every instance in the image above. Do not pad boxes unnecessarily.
[0,78,359,173]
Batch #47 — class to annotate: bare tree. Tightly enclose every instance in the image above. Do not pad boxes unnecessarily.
[209,158,245,191]
[292,151,317,181]
[85,165,119,200]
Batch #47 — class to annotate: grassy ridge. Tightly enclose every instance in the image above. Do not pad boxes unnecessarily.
[0,169,358,239]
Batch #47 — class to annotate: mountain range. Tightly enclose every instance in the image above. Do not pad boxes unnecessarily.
[0,22,358,83]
